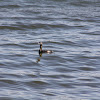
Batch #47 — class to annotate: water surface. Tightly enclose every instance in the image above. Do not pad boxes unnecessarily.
[0,0,100,100]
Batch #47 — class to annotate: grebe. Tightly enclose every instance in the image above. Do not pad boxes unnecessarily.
[38,42,53,54]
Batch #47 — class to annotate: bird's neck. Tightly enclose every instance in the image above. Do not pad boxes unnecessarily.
[40,44,42,51]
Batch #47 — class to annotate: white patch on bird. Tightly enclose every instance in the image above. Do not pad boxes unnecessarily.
[47,51,51,53]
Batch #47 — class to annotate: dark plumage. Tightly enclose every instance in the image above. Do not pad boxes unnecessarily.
[38,42,53,54]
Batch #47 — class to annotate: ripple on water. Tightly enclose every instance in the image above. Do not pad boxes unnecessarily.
[0,26,23,30]
[78,66,96,71]
[80,31,100,35]
[25,80,50,89]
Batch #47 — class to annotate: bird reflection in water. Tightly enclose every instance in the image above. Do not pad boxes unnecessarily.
[36,53,42,63]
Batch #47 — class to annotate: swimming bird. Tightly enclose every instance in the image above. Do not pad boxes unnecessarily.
[38,42,53,54]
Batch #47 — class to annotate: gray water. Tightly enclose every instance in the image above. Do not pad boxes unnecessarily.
[0,0,100,100]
